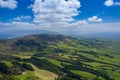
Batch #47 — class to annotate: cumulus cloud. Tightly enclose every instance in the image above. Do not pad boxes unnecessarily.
[0,0,17,9]
[13,15,31,21]
[88,16,103,22]
[32,0,81,27]
[71,16,103,25]
[104,0,120,7]
[104,0,114,6]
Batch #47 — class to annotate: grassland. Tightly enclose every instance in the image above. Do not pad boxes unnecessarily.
[0,34,120,80]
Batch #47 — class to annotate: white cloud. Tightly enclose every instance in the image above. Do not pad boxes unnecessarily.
[104,0,120,6]
[10,22,35,27]
[71,16,103,25]
[13,15,31,21]
[76,20,88,25]
[0,22,35,28]
[88,16,103,22]
[70,20,87,26]
[0,0,17,9]
[104,0,114,6]
[31,0,103,28]
[32,0,81,27]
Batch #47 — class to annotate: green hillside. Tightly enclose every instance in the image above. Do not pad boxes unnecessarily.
[0,34,120,80]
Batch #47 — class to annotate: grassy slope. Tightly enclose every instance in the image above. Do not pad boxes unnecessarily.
[12,53,58,80]
[14,62,58,80]
[16,71,38,80]
[70,70,96,79]
[30,64,58,80]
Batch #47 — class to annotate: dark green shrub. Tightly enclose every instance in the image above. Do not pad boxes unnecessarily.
[0,62,9,74]
[21,63,34,71]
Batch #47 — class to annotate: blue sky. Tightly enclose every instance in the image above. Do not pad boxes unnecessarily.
[0,0,120,38]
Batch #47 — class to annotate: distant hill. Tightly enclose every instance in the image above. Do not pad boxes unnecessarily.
[0,34,120,54]
[1,29,120,40]
[0,34,78,54]
[0,29,56,39]
[84,32,120,40]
